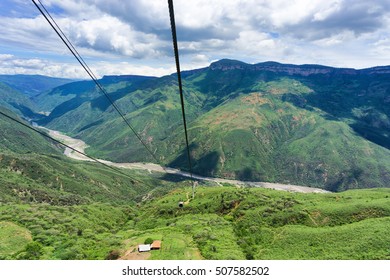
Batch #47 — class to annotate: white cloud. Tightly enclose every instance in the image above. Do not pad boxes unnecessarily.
[313,1,342,21]
[234,31,277,55]
[63,15,165,58]
[191,54,209,63]
[1,0,390,77]
[93,61,175,77]
[0,54,14,60]
[0,54,174,78]
[0,55,88,78]
[313,30,355,46]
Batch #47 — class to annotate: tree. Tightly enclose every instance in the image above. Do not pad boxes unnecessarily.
[23,241,43,260]
[144,238,154,244]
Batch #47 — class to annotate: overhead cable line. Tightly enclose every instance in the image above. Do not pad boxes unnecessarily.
[31,0,161,165]
[35,0,98,81]
[167,0,194,179]
[0,110,140,182]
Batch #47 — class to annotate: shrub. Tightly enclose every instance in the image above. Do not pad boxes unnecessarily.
[23,241,44,260]
[144,237,154,244]
[105,250,120,260]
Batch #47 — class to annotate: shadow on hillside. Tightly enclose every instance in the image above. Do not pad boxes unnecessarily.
[10,103,42,119]
[350,123,390,150]
[90,76,156,112]
[159,173,188,183]
[78,119,104,132]
[168,144,220,178]
[236,167,266,181]
[324,166,364,192]
[38,97,88,125]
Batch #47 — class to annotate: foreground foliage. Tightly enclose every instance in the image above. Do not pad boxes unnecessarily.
[2,184,388,260]
[129,186,390,260]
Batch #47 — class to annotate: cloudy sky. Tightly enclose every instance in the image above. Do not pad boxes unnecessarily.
[1,0,390,78]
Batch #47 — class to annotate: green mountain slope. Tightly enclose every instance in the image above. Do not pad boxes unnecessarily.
[0,221,32,259]
[36,60,390,191]
[0,103,176,205]
[0,83,38,118]
[170,92,390,191]
[0,74,75,98]
[33,75,157,113]
[1,63,389,260]
[0,151,172,205]
[0,107,59,154]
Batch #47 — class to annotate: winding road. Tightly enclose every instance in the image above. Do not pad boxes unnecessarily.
[44,127,329,194]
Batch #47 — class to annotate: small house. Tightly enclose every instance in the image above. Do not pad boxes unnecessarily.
[138,244,151,252]
[151,240,161,250]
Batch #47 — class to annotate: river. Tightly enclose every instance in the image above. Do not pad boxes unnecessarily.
[43,127,329,194]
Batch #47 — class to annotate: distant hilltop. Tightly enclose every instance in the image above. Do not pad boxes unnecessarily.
[209,58,390,76]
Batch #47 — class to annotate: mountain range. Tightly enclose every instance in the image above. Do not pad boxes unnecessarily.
[5,59,385,192]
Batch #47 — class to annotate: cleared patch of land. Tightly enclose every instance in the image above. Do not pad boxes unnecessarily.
[0,221,32,259]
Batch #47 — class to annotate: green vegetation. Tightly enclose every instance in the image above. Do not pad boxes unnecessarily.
[0,203,131,259]
[0,61,389,260]
[257,218,390,259]
[0,82,38,118]
[1,179,389,259]
[0,152,173,205]
[0,109,60,154]
[0,221,32,259]
[31,59,390,191]
[124,186,390,260]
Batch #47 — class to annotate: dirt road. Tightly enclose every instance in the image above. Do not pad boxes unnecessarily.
[44,127,329,194]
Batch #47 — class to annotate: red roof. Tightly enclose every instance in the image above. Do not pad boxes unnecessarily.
[151,240,161,249]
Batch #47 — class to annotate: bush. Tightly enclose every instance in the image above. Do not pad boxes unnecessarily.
[105,250,120,260]
[144,237,154,244]
[23,241,44,260]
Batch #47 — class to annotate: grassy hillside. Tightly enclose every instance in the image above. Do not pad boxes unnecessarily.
[0,107,60,154]
[2,184,389,260]
[122,185,390,260]
[0,152,173,205]
[0,203,132,260]
[0,83,38,118]
[0,108,181,259]
[0,62,388,260]
[0,221,32,259]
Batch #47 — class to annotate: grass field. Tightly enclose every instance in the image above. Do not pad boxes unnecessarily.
[257,217,390,259]
[0,221,32,259]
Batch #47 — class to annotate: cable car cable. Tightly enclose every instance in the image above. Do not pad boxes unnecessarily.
[35,0,98,82]
[32,0,161,165]
[167,0,193,179]
[0,110,141,182]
